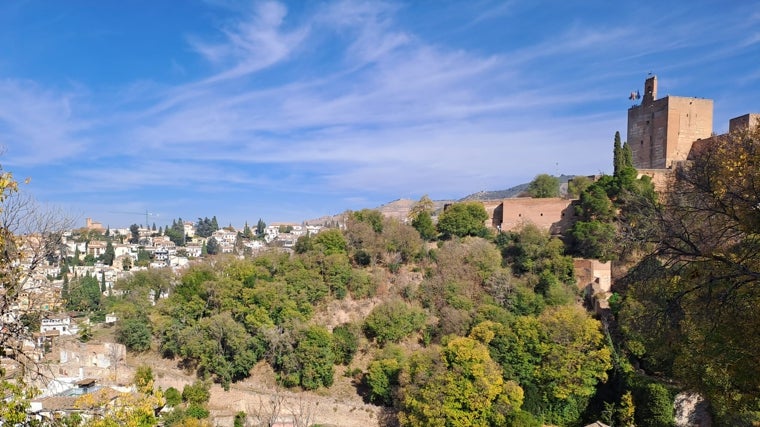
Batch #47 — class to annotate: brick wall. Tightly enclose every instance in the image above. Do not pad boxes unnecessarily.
[493,198,576,234]
[628,95,713,169]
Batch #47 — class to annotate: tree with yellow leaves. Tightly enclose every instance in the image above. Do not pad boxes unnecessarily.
[397,335,524,426]
[619,122,760,421]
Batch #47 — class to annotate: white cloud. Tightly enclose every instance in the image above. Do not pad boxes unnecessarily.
[0,80,91,166]
[4,0,757,223]
[189,1,309,83]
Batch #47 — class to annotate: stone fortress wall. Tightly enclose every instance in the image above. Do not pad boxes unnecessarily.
[627,75,714,169]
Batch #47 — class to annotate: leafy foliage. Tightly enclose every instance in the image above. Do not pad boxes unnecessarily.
[205,236,220,255]
[312,229,347,255]
[567,175,593,199]
[274,325,335,389]
[363,299,426,346]
[67,273,102,312]
[437,202,490,238]
[365,345,407,405]
[618,123,760,419]
[397,336,524,426]
[527,174,560,198]
[182,380,211,406]
[411,211,436,241]
[194,216,219,238]
[569,131,656,261]
[165,218,187,246]
[332,322,359,365]
[116,316,152,352]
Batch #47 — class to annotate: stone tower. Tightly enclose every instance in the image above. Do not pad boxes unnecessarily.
[627,75,714,169]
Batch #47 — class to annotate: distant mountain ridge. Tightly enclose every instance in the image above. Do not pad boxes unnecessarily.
[305,175,579,224]
[460,174,577,201]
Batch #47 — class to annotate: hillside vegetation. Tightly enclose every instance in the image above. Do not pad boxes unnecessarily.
[4,126,760,426]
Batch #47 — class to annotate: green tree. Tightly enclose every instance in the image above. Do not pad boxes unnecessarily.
[332,323,359,365]
[398,336,524,426]
[437,202,490,238]
[102,240,115,266]
[67,273,101,312]
[234,411,246,427]
[635,383,673,427]
[567,175,593,199]
[129,224,140,244]
[294,234,313,254]
[570,220,617,261]
[136,248,151,266]
[256,218,266,236]
[73,246,81,265]
[182,380,211,406]
[365,345,407,406]
[408,195,435,222]
[619,123,760,419]
[275,325,335,390]
[411,211,436,241]
[364,299,426,346]
[351,209,385,233]
[312,229,347,255]
[613,130,625,176]
[178,313,262,390]
[527,174,560,198]
[117,317,152,352]
[242,222,253,239]
[116,268,172,305]
[61,274,70,302]
[205,237,219,255]
[479,307,611,425]
[195,217,217,238]
[165,387,182,407]
[575,184,615,222]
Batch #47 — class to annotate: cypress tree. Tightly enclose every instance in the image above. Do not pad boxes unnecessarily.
[613,131,624,176]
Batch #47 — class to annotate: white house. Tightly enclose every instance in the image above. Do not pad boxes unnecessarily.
[40,314,76,336]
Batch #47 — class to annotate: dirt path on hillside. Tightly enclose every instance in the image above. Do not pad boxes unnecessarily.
[132,353,386,427]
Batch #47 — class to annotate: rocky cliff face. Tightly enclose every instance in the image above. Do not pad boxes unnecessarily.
[674,392,712,427]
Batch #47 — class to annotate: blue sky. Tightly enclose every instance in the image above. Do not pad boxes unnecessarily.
[1,0,759,229]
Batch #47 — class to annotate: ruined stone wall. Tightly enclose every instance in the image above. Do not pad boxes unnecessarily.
[636,168,673,193]
[480,200,503,229]
[496,198,575,234]
[573,258,611,292]
[729,113,760,132]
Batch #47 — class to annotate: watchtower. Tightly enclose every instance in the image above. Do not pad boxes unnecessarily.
[627,75,713,169]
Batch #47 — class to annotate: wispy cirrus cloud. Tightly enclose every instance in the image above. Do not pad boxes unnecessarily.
[2,0,758,225]
[0,80,92,166]
[189,1,309,83]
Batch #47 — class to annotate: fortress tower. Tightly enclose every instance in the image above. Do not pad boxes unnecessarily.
[627,75,714,169]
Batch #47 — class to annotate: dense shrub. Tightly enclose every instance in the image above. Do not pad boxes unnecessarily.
[363,299,426,346]
[332,323,359,365]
